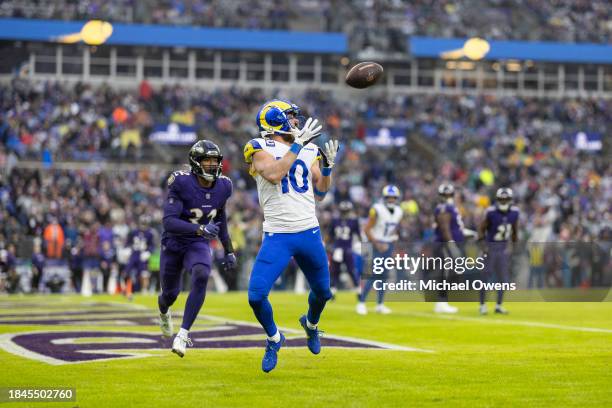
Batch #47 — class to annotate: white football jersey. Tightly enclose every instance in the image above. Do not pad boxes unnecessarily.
[244,137,320,233]
[370,202,403,243]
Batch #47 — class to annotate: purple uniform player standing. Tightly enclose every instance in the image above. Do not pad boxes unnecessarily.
[124,217,155,297]
[478,187,519,315]
[157,140,236,358]
[328,201,361,297]
[432,183,465,314]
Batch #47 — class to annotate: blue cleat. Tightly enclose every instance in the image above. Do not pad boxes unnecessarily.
[262,333,285,373]
[299,315,323,355]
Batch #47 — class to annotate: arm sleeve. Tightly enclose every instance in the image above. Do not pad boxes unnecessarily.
[328,221,336,240]
[216,180,234,253]
[215,206,232,253]
[162,183,199,235]
[352,220,360,239]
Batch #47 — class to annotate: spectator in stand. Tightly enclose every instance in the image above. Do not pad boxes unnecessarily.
[43,218,64,259]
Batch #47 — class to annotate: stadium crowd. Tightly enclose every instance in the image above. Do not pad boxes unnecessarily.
[0,80,610,293]
[1,0,610,43]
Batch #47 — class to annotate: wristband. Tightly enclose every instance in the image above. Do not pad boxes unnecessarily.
[313,188,327,198]
[321,167,333,177]
[289,143,302,155]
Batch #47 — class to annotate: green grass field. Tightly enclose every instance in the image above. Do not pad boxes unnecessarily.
[1,293,611,407]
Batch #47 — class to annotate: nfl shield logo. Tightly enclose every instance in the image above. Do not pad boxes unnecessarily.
[206,193,210,199]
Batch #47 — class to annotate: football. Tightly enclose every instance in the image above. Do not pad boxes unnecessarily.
[345,62,384,88]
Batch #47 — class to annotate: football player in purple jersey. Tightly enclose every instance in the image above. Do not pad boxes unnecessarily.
[157,140,236,357]
[478,187,519,315]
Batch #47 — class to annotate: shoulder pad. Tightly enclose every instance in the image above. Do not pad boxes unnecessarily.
[167,170,191,186]
[219,175,233,193]
[244,138,265,164]
[486,206,496,213]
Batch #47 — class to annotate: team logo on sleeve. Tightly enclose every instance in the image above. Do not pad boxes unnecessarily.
[167,174,175,186]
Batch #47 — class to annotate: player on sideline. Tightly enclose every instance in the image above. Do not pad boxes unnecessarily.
[356,185,403,315]
[478,188,519,315]
[328,201,361,299]
[157,140,236,358]
[244,99,338,373]
[432,183,464,314]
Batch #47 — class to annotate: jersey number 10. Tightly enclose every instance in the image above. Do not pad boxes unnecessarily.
[278,158,309,194]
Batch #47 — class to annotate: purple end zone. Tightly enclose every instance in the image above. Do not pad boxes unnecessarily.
[9,326,381,363]
[0,303,388,364]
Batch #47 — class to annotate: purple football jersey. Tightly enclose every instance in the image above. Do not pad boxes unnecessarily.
[434,203,465,242]
[485,205,520,243]
[127,229,155,253]
[329,217,360,249]
[162,170,233,246]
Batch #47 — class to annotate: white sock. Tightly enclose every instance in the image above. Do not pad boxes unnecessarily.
[306,319,317,330]
[496,304,502,308]
[268,330,281,343]
[178,328,189,338]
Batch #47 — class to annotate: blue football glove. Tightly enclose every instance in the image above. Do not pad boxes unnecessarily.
[222,253,237,272]
[197,222,220,239]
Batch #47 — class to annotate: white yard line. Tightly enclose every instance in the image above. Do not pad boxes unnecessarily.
[201,314,433,352]
[331,304,612,334]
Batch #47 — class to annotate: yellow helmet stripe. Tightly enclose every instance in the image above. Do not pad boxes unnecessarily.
[259,100,294,131]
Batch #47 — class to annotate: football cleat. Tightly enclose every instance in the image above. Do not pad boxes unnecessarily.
[262,333,286,373]
[299,315,323,355]
[434,302,458,314]
[375,304,392,314]
[479,304,488,315]
[171,332,193,358]
[356,302,368,315]
[159,311,173,338]
[495,305,509,315]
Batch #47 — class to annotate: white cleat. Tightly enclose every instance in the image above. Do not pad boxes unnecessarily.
[171,333,192,358]
[159,311,173,338]
[356,302,368,315]
[434,302,458,314]
[495,305,509,315]
[479,304,488,315]
[375,304,392,314]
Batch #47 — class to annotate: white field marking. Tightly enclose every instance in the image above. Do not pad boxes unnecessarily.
[331,304,612,334]
[201,314,434,353]
[0,330,163,365]
[52,337,158,345]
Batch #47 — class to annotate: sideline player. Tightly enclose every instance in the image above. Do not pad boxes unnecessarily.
[478,187,519,315]
[244,99,338,373]
[328,201,361,298]
[432,183,463,314]
[356,185,403,315]
[157,140,236,357]
[124,216,155,298]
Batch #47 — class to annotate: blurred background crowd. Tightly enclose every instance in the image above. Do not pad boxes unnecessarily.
[0,0,610,295]
[1,79,609,294]
[1,0,610,43]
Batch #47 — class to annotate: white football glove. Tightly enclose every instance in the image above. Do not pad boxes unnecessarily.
[319,139,339,168]
[140,251,151,262]
[291,117,322,146]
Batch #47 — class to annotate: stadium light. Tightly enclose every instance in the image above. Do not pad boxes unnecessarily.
[441,37,490,60]
[56,20,113,45]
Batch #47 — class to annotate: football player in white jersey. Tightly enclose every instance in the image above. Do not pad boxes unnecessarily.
[243,99,339,373]
[356,185,404,315]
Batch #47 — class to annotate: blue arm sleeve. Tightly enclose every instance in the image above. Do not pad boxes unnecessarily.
[162,187,199,235]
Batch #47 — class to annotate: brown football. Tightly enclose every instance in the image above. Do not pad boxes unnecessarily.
[345,62,384,89]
